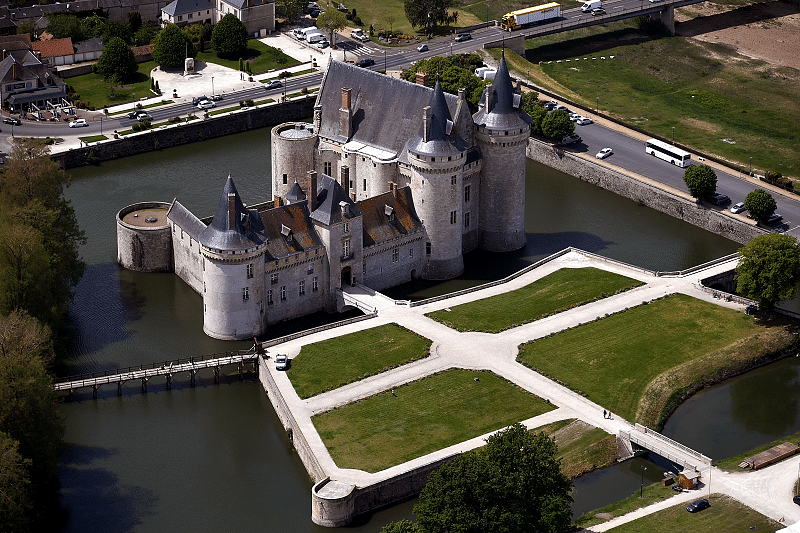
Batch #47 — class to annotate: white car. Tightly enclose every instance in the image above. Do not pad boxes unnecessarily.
[596,147,613,159]
[575,116,593,125]
[274,354,289,370]
[197,100,216,110]
[730,202,746,214]
[316,39,329,49]
[68,118,88,128]
[417,43,428,52]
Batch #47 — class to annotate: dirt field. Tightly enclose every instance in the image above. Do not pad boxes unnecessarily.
[675,0,800,71]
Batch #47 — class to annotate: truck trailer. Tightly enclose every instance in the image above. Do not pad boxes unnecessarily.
[501,2,561,31]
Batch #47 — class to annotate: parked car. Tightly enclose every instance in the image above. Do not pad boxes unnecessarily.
[355,58,375,68]
[309,8,320,17]
[596,147,613,159]
[275,354,289,370]
[126,110,141,119]
[264,80,282,89]
[561,133,582,145]
[554,104,569,111]
[709,193,731,206]
[730,201,746,214]
[575,116,593,125]
[569,112,580,121]
[767,213,784,225]
[137,113,153,122]
[3,116,21,125]
[197,100,216,110]
[210,94,223,101]
[454,32,472,42]
[417,43,428,52]
[543,101,557,111]
[316,39,329,48]
[793,495,800,506]
[591,7,606,15]
[68,118,88,128]
[192,96,209,106]
[686,498,710,513]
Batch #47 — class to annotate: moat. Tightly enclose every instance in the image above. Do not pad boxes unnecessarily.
[57,127,798,532]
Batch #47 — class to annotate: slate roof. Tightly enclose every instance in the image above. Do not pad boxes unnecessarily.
[198,176,266,251]
[0,50,64,90]
[315,60,463,162]
[259,203,324,261]
[286,181,306,204]
[167,199,207,239]
[406,79,467,157]
[0,34,32,53]
[473,53,531,131]
[357,187,422,247]
[32,37,73,59]
[73,38,104,55]
[162,0,214,17]
[310,174,364,226]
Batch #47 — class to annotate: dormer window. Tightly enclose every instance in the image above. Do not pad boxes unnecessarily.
[281,224,293,244]
[384,205,395,223]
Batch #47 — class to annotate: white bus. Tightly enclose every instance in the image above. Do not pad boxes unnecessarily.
[645,138,692,167]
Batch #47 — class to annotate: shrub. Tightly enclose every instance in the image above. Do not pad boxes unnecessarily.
[132,122,142,132]
[353,16,363,26]
[245,99,254,106]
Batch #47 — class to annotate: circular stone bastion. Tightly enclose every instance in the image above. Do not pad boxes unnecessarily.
[116,202,173,272]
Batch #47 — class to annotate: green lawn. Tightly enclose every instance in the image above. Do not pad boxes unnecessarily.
[517,294,764,424]
[595,494,780,532]
[287,323,431,399]
[511,20,800,177]
[194,40,299,74]
[67,60,158,111]
[425,267,642,332]
[313,369,554,472]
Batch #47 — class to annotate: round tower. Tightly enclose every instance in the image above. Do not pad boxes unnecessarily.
[472,53,531,252]
[407,81,468,280]
[271,122,317,202]
[199,177,267,340]
[116,201,173,272]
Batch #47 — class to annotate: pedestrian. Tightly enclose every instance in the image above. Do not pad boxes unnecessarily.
[391,389,396,397]
[603,409,607,419]
[608,412,612,420]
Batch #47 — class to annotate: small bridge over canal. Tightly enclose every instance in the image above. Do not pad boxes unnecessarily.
[54,347,264,397]
[621,423,712,472]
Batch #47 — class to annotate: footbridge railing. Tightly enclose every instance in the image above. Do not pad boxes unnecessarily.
[622,424,712,469]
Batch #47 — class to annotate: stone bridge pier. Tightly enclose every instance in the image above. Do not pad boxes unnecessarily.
[651,4,676,35]
[484,34,526,57]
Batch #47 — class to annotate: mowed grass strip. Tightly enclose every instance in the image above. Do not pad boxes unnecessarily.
[517,294,761,423]
[287,323,431,399]
[426,267,642,332]
[313,369,554,472]
[593,494,780,533]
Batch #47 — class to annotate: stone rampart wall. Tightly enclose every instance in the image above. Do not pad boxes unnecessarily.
[53,96,316,169]
[526,139,765,245]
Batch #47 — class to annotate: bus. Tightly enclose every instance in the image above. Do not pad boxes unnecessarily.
[645,138,692,167]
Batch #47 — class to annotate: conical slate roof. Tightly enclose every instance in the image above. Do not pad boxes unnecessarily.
[286,181,306,204]
[198,175,265,250]
[310,174,364,226]
[406,80,467,156]
[473,53,530,130]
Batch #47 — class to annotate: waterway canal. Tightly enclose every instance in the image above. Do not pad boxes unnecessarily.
[58,126,769,532]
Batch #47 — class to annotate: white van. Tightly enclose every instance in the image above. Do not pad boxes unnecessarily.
[581,0,601,12]
[299,27,322,40]
[307,32,326,44]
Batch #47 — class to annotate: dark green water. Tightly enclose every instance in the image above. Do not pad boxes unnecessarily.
[59,127,747,532]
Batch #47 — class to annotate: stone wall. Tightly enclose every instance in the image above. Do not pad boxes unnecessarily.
[116,202,173,272]
[526,139,765,245]
[53,96,316,169]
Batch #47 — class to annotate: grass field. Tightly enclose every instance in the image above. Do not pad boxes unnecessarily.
[194,40,299,74]
[517,294,768,424]
[509,19,800,177]
[425,267,642,332]
[287,323,431,399]
[313,369,554,472]
[537,419,619,478]
[587,494,780,532]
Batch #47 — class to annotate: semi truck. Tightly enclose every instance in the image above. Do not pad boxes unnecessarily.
[501,2,562,31]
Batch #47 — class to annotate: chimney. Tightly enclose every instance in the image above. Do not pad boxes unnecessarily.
[351,193,356,202]
[307,170,317,213]
[273,195,283,207]
[422,106,431,143]
[485,87,493,112]
[313,103,323,132]
[458,88,465,102]
[415,71,428,86]
[341,165,349,191]
[12,61,20,81]
[392,183,397,198]
[339,87,352,138]
[228,193,237,231]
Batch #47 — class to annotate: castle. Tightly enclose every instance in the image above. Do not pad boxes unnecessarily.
[116,55,531,340]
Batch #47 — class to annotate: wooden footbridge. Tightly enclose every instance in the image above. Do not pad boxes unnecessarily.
[54,344,265,398]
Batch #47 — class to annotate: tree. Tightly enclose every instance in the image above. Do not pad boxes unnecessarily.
[384,424,573,533]
[404,0,458,32]
[682,164,717,201]
[401,54,489,105]
[736,233,800,312]
[211,14,248,57]
[134,22,158,46]
[541,109,574,141]
[521,91,547,136]
[102,19,133,44]
[127,11,143,33]
[744,188,777,223]
[152,23,196,68]
[317,9,347,47]
[94,37,137,81]
[277,0,307,21]
[16,21,36,41]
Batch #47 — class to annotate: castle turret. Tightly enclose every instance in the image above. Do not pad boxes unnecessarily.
[472,52,531,252]
[271,122,318,202]
[407,81,468,280]
[198,176,268,340]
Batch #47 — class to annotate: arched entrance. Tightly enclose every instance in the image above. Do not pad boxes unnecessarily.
[341,266,352,287]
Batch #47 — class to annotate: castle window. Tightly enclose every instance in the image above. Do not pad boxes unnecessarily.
[204,282,206,293]
[307,265,314,274]
[451,175,456,185]
[299,280,305,296]
[426,242,431,255]
[188,12,193,18]
[280,286,286,301]
[324,162,332,175]
[448,156,452,161]
[431,157,435,162]
[260,302,264,315]
[247,263,253,279]
[342,239,350,259]
[464,185,471,203]
[172,223,175,233]
[392,248,399,262]
[312,277,318,292]
[271,273,278,285]
[363,178,366,190]
[464,212,470,228]
[450,211,457,224]
[409,247,413,257]
[243,287,249,301]
[343,222,349,234]
[283,173,287,184]
[268,289,273,305]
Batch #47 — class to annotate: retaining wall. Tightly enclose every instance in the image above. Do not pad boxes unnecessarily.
[52,96,316,169]
[526,138,765,245]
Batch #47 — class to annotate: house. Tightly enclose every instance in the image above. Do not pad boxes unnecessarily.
[215,0,274,38]
[0,49,67,112]
[161,0,214,27]
[73,38,105,63]
[32,37,74,67]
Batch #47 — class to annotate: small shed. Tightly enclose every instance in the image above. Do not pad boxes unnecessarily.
[678,470,700,490]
